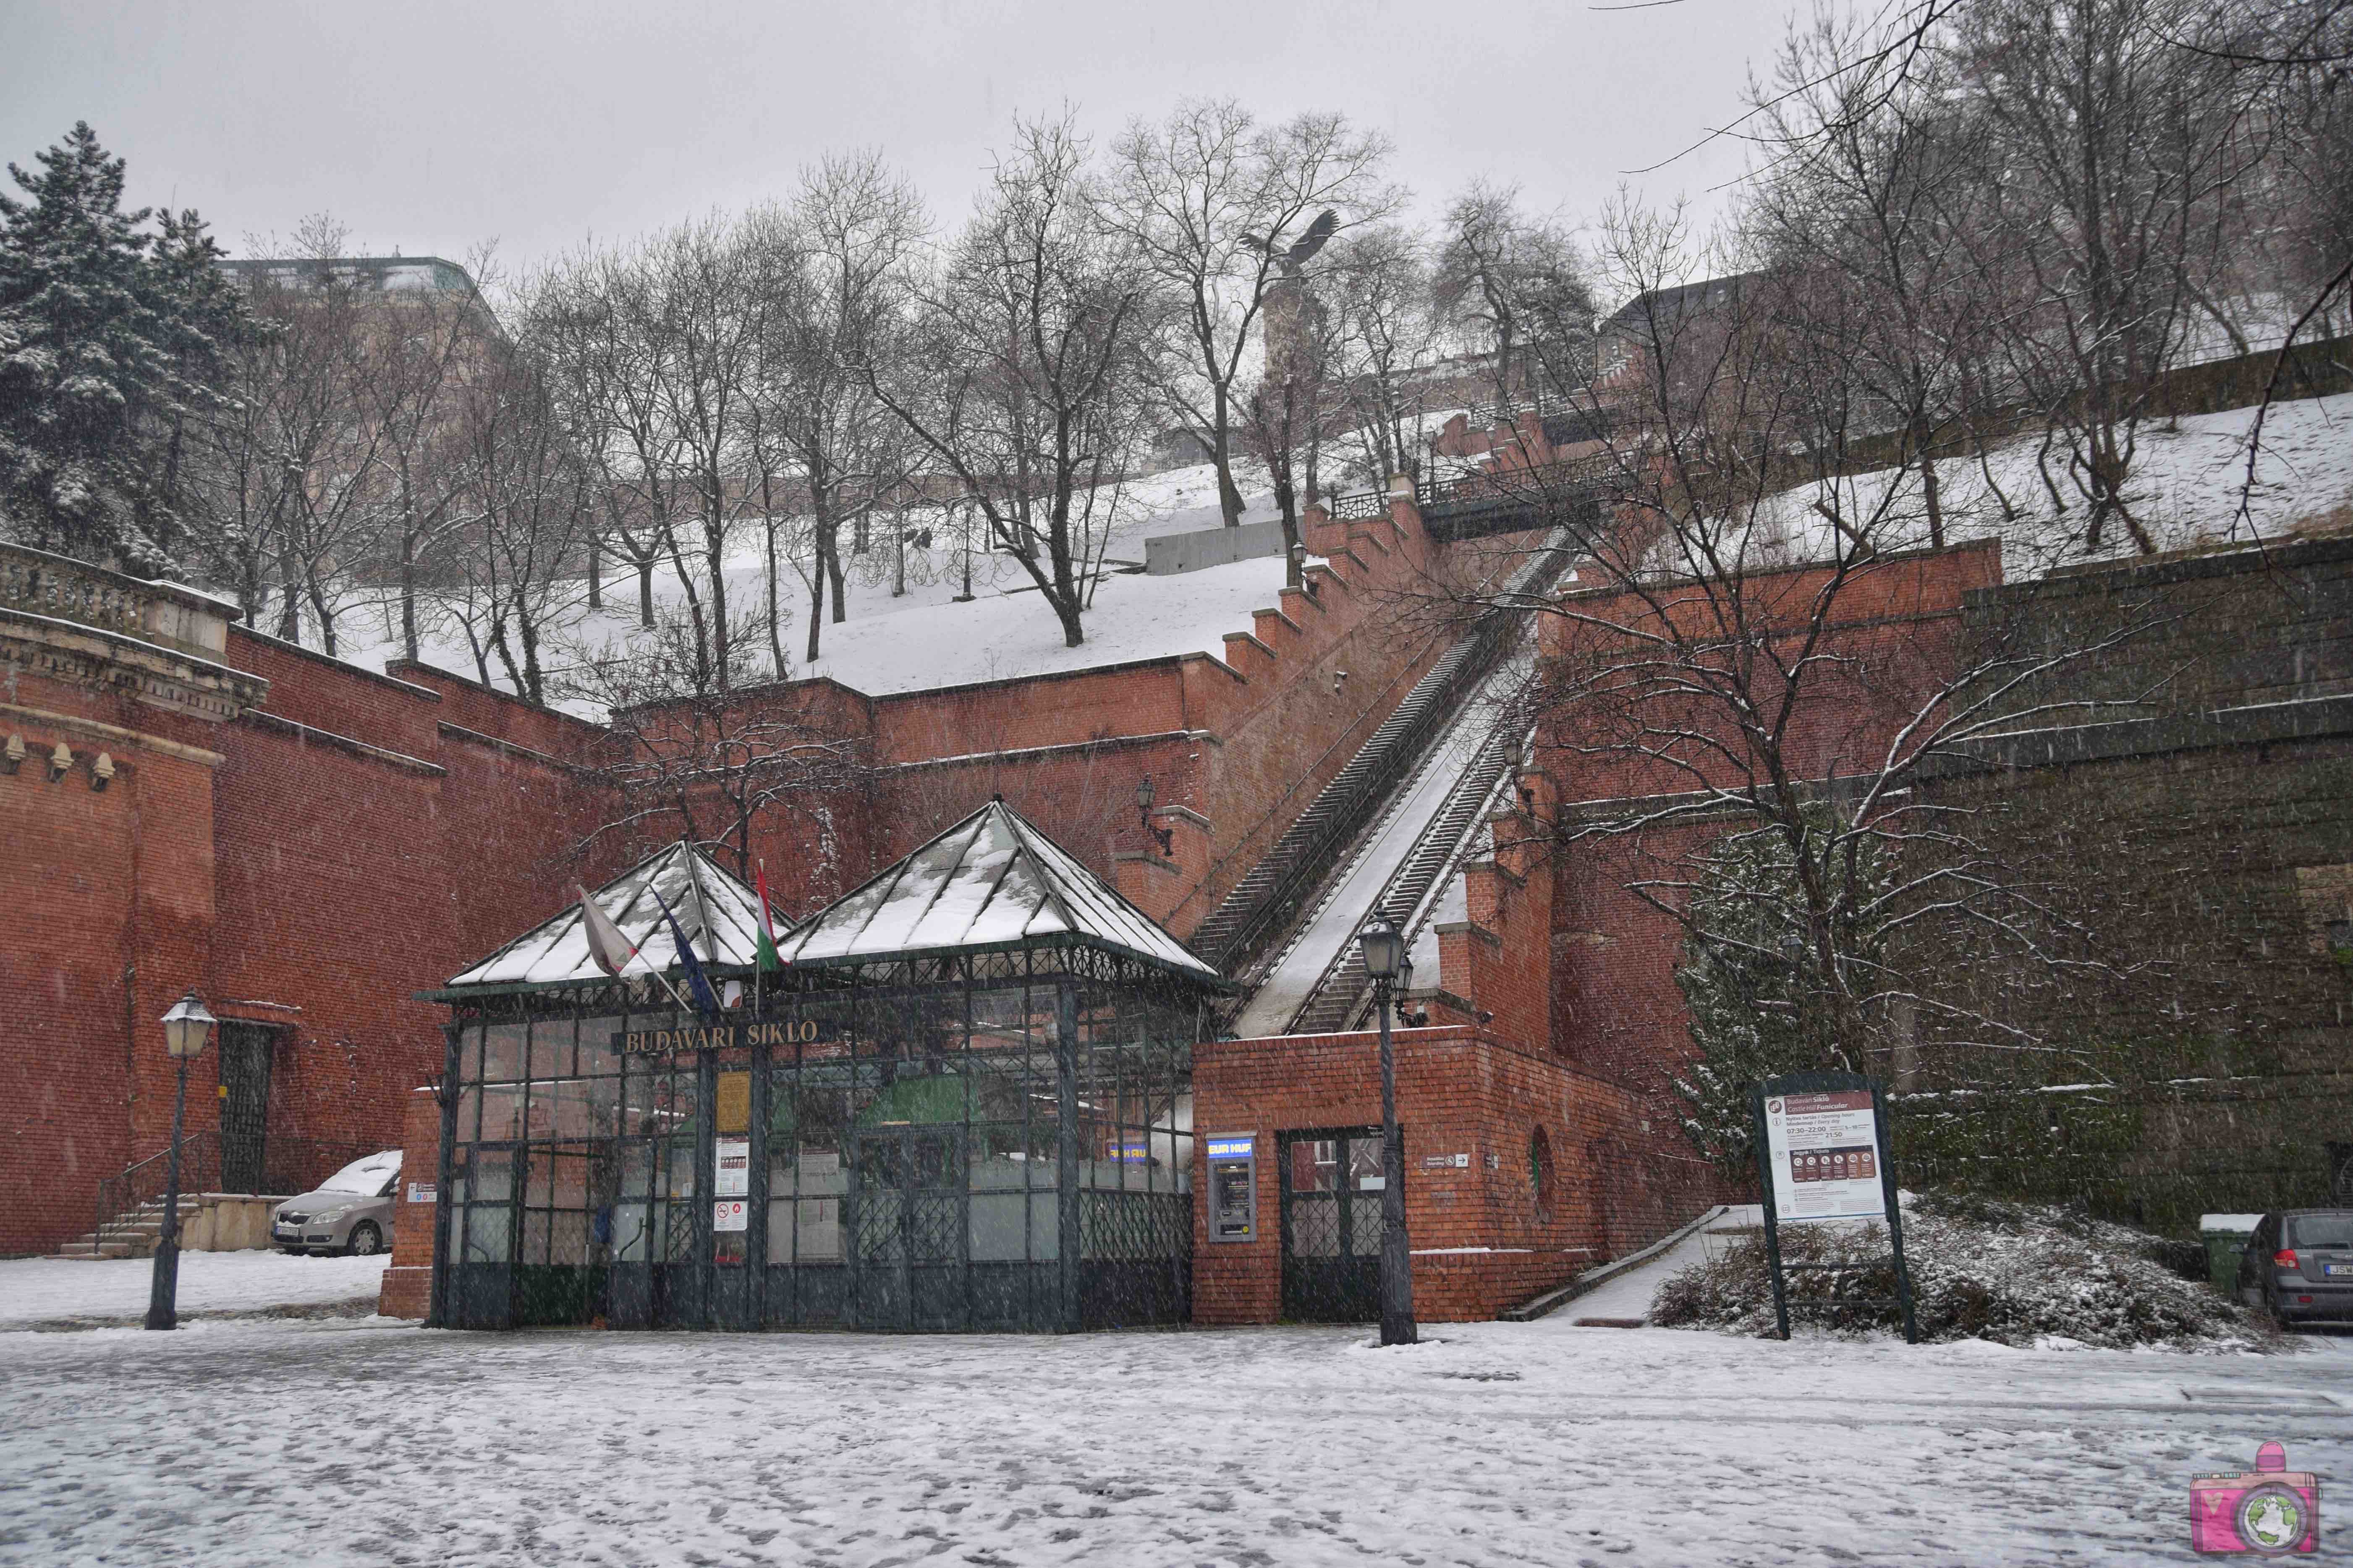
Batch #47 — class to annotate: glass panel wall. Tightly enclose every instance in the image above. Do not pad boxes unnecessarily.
[434,945,1210,1333]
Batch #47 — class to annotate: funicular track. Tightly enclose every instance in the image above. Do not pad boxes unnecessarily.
[1195,528,1576,1027]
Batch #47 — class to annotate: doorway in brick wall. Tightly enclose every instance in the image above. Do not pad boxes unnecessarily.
[217,1022,276,1194]
[1278,1127,1385,1322]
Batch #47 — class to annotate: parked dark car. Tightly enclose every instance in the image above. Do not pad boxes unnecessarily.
[271,1150,402,1256]
[2237,1210,2353,1328]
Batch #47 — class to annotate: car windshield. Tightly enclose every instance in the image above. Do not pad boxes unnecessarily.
[319,1152,402,1196]
[2288,1214,2353,1249]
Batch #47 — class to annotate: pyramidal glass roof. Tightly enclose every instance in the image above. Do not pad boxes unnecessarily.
[445,840,779,991]
[776,800,1221,982]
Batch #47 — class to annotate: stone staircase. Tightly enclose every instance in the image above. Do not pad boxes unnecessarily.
[54,1192,283,1259]
[55,1195,205,1259]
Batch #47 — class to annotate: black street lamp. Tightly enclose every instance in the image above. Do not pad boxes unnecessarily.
[146,990,216,1331]
[1359,911,1417,1346]
[1136,774,1173,856]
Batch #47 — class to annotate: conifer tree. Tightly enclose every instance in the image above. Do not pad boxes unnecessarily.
[0,122,242,570]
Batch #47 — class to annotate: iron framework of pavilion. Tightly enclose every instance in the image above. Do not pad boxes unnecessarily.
[422,805,1230,1334]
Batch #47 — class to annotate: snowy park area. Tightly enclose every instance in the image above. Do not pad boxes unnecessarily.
[3,1286,2348,1565]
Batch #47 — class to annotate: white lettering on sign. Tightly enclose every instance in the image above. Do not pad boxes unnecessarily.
[712,1199,749,1232]
[1764,1090,1884,1222]
[406,1182,436,1205]
[715,1138,751,1198]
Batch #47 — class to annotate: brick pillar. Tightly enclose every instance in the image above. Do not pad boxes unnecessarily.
[376,1085,443,1320]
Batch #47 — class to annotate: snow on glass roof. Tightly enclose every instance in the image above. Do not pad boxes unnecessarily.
[445,840,777,991]
[775,800,1220,982]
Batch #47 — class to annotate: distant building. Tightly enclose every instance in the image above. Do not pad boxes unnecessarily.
[216,254,481,301]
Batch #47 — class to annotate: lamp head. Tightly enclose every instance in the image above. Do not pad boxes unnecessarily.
[1136,774,1155,812]
[160,990,217,1059]
[1359,911,1405,982]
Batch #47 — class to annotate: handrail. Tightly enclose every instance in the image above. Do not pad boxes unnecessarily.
[1325,458,1612,536]
[94,1130,222,1244]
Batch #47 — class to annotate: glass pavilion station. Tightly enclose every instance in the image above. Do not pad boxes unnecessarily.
[425,802,1228,1334]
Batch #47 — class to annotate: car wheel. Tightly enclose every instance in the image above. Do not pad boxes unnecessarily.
[346,1222,383,1257]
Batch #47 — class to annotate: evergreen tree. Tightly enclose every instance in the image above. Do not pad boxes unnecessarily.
[0,123,243,570]
[1672,821,1891,1178]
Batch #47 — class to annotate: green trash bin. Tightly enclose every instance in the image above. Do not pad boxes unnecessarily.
[2201,1214,2261,1294]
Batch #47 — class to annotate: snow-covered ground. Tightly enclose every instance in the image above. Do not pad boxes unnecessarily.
[3,1307,2347,1566]
[329,455,1310,716]
[0,1251,387,1330]
[1719,392,2353,582]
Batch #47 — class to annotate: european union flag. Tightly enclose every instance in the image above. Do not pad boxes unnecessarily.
[651,886,722,1018]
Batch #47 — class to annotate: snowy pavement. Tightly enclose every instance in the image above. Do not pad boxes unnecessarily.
[0,1251,387,1330]
[3,1309,2348,1566]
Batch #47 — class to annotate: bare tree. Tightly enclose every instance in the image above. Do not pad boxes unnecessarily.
[1440,198,2158,1110]
[866,115,1158,649]
[1321,222,1445,487]
[747,155,924,671]
[1110,99,1395,528]
[1949,0,2264,552]
[1432,180,1597,415]
[436,320,592,702]
[1747,14,2002,550]
[563,604,868,880]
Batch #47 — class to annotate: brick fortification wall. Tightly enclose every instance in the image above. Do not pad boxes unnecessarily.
[1538,542,1999,1104]
[1899,529,2353,1231]
[0,584,623,1254]
[1533,524,2353,1235]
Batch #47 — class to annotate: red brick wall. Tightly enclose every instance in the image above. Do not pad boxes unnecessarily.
[3,624,625,1255]
[0,664,222,1255]
[1537,541,2003,1155]
[1191,1025,1712,1324]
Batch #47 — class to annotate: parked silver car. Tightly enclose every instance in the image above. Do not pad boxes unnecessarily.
[272,1150,402,1256]
[2237,1209,2353,1328]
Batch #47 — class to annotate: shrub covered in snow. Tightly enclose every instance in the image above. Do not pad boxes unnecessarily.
[1650,1192,2280,1351]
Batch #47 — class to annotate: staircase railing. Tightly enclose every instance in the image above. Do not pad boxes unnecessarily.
[89,1133,387,1243]
[94,1130,221,1244]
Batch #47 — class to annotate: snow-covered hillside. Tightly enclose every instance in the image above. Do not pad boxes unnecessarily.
[1707,393,2353,581]
[330,455,1308,716]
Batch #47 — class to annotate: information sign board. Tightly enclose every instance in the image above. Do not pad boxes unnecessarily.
[712,1199,749,1232]
[715,1137,751,1198]
[1763,1090,1883,1221]
[1751,1072,1918,1344]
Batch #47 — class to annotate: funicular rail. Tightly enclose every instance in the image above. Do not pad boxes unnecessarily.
[1190,528,1577,983]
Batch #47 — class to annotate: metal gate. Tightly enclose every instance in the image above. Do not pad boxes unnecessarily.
[852,1126,966,1330]
[217,1023,274,1193]
[1278,1127,1386,1322]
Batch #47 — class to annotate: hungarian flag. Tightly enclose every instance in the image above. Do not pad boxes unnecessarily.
[578,884,638,977]
[754,860,785,973]
[650,886,722,1017]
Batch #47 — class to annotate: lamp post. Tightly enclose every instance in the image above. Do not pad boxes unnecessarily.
[146,990,216,1331]
[1358,912,1416,1346]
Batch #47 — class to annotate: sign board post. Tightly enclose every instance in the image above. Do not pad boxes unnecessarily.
[1751,1072,1917,1344]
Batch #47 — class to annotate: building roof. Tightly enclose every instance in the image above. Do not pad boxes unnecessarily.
[775,800,1222,983]
[217,254,480,298]
[443,840,780,992]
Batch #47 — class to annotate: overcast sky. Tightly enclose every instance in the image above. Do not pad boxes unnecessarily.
[3,0,1803,285]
